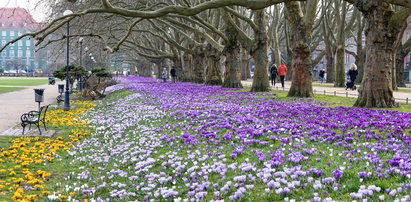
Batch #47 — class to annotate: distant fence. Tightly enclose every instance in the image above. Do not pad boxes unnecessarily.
[273,86,411,104]
[0,73,52,77]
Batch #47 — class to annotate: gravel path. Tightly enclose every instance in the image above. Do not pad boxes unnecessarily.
[242,80,411,103]
[0,81,64,133]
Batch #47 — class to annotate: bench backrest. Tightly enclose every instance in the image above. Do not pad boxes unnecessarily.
[39,105,50,121]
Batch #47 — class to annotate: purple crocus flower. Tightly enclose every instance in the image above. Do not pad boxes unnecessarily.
[332,169,343,180]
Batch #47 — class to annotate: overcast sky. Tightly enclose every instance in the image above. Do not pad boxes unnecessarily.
[0,0,48,22]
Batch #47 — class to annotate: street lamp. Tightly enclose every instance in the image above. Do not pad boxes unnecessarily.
[79,37,83,66]
[63,9,73,111]
[78,37,84,92]
[84,46,89,70]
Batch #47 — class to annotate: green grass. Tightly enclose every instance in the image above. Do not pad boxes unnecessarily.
[397,88,411,93]
[0,87,25,94]
[0,78,49,86]
[312,83,335,87]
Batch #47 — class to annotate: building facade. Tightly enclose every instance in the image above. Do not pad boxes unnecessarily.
[0,8,45,72]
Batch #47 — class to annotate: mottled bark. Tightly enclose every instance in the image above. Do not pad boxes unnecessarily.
[181,53,193,82]
[354,2,407,108]
[250,9,270,92]
[171,49,183,82]
[334,1,347,87]
[192,47,206,83]
[335,45,346,87]
[395,44,406,87]
[205,45,222,85]
[240,50,248,80]
[325,52,335,83]
[285,1,316,97]
[222,13,243,89]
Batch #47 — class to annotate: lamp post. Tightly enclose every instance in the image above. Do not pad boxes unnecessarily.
[78,37,84,92]
[84,46,89,70]
[63,9,73,111]
[79,37,83,66]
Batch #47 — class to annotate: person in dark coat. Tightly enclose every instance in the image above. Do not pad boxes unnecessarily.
[270,64,278,86]
[170,66,177,83]
[348,63,358,84]
[319,69,325,84]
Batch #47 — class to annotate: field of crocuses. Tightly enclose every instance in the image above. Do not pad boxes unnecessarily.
[2,76,411,201]
[36,76,409,201]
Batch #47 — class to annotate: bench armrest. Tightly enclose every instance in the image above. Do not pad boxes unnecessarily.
[21,112,37,122]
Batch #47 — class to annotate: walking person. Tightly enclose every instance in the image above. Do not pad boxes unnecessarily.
[161,67,167,83]
[346,63,358,90]
[170,66,177,83]
[278,64,288,89]
[319,69,325,84]
[270,64,278,86]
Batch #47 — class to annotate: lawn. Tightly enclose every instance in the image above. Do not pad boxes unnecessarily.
[1,77,410,201]
[0,78,49,86]
[0,87,25,94]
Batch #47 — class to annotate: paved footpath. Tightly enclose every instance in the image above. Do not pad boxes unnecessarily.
[242,80,411,103]
[0,80,63,133]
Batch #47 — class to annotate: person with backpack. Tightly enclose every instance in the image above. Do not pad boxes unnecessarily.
[270,64,278,86]
[278,64,288,89]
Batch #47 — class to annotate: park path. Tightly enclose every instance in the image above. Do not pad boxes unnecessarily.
[0,80,63,133]
[242,80,411,103]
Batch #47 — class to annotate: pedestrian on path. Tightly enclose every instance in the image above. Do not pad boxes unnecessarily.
[162,68,167,83]
[278,64,287,89]
[319,69,325,84]
[170,66,177,83]
[270,64,278,86]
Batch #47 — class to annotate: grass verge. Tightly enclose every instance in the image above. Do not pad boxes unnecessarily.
[0,78,49,86]
[0,87,25,94]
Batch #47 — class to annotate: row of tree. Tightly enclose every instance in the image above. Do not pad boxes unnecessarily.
[1,0,411,108]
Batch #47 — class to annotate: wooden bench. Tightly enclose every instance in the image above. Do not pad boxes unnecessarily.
[21,105,50,135]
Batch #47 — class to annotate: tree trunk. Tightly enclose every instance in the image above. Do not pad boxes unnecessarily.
[396,44,406,87]
[205,45,222,85]
[285,1,315,97]
[192,47,206,83]
[181,53,193,82]
[335,45,346,87]
[334,1,347,87]
[137,60,152,77]
[354,3,404,108]
[272,5,282,66]
[172,49,183,82]
[325,52,335,83]
[355,49,366,84]
[222,24,243,89]
[355,13,365,84]
[240,50,248,80]
[155,61,162,79]
[250,9,270,92]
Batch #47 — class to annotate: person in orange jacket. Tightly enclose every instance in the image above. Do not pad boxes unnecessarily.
[278,64,287,88]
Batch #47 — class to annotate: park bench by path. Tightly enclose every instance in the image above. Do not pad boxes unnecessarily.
[20,105,50,135]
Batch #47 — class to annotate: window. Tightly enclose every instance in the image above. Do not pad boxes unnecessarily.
[10,50,14,57]
[18,50,22,57]
[18,40,22,47]
[26,40,30,46]
[26,50,31,58]
[1,40,5,46]
[10,31,14,37]
[1,31,6,36]
[18,32,22,36]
